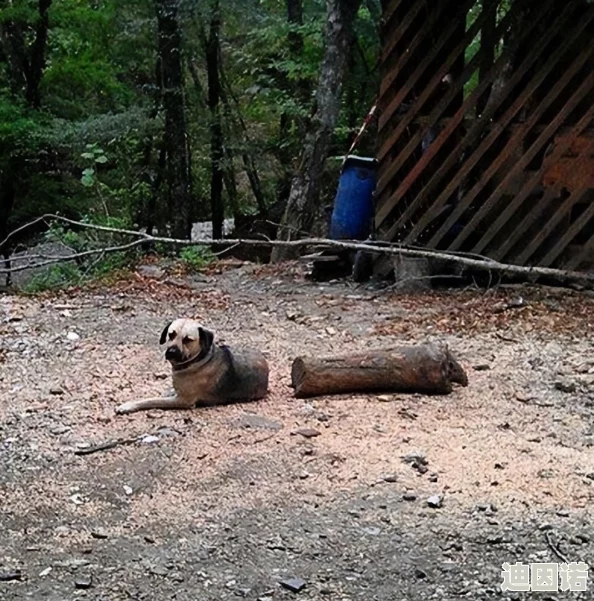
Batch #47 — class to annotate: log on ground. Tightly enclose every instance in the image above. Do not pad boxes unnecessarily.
[290,344,468,398]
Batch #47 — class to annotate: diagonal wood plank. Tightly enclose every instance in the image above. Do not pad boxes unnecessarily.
[446,75,594,254]
[380,0,426,73]
[379,1,448,99]
[377,0,479,140]
[377,0,564,232]
[565,228,594,271]
[540,200,594,268]
[401,20,594,247]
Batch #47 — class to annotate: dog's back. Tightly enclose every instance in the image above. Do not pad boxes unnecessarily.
[214,345,269,401]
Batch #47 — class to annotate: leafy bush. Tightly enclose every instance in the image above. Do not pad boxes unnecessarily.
[179,245,216,270]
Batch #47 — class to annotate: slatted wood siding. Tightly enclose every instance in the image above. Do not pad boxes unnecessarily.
[377,0,594,272]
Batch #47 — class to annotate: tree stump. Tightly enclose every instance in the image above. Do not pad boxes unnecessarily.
[290,344,468,398]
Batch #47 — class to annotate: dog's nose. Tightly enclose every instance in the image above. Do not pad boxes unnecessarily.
[165,347,182,361]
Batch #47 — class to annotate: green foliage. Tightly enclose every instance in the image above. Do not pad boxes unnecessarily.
[1,0,381,254]
[178,245,216,270]
[21,214,141,292]
[23,263,83,293]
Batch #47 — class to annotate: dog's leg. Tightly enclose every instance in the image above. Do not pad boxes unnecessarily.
[115,396,195,415]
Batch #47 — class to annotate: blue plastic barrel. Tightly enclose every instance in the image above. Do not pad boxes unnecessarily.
[329,156,377,240]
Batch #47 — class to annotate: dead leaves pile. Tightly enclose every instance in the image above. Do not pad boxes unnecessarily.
[375,288,594,338]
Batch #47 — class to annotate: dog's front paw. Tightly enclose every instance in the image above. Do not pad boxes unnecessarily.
[115,401,137,415]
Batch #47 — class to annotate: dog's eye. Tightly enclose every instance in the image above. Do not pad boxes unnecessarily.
[169,331,177,340]
[182,336,193,345]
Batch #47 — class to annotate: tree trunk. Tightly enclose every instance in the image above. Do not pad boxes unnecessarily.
[0,170,16,287]
[276,0,306,209]
[272,0,362,262]
[156,0,193,240]
[290,344,468,398]
[205,0,224,239]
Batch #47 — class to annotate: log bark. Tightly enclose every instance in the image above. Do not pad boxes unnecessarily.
[290,344,468,398]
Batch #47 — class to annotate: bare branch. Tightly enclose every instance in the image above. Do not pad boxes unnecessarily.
[1,214,593,285]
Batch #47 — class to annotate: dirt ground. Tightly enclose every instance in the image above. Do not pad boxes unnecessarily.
[1,261,593,601]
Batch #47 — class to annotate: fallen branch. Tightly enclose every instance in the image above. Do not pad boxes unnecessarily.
[1,213,593,285]
[290,344,469,398]
[73,436,140,456]
[545,531,570,564]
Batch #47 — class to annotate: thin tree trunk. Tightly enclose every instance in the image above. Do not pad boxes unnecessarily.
[276,0,306,207]
[156,0,193,240]
[219,74,267,217]
[205,0,224,239]
[272,0,362,262]
[0,171,16,287]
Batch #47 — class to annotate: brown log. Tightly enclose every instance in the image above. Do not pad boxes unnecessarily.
[290,344,468,399]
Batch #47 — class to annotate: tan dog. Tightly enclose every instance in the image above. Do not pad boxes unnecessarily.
[115,319,269,414]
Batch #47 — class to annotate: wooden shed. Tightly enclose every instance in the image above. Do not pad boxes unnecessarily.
[376,0,594,273]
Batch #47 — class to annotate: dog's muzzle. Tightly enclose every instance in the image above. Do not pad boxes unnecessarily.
[165,347,183,362]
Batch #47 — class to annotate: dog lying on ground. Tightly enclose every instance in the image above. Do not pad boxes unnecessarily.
[115,318,269,415]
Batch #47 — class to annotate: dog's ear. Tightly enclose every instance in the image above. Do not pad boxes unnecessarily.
[159,321,173,345]
[199,327,214,351]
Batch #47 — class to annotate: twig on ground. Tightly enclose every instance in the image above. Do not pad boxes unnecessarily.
[545,531,570,564]
[1,213,593,286]
[73,437,140,456]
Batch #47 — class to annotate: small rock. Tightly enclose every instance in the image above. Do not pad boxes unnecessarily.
[74,576,92,589]
[66,332,80,341]
[292,428,320,439]
[235,588,251,597]
[123,485,133,496]
[556,508,570,517]
[486,535,504,544]
[49,386,65,395]
[70,493,85,505]
[402,492,417,501]
[91,530,108,540]
[473,364,491,371]
[39,567,52,577]
[401,451,428,466]
[149,565,169,577]
[280,577,307,593]
[0,570,22,582]
[555,380,576,393]
[539,523,554,531]
[382,474,398,483]
[236,414,282,431]
[428,473,438,482]
[377,395,392,402]
[144,535,156,544]
[362,527,381,536]
[141,435,160,444]
[427,494,443,508]
[157,427,181,438]
[50,425,70,436]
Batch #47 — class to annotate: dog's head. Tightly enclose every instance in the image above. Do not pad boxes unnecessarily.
[159,318,214,366]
